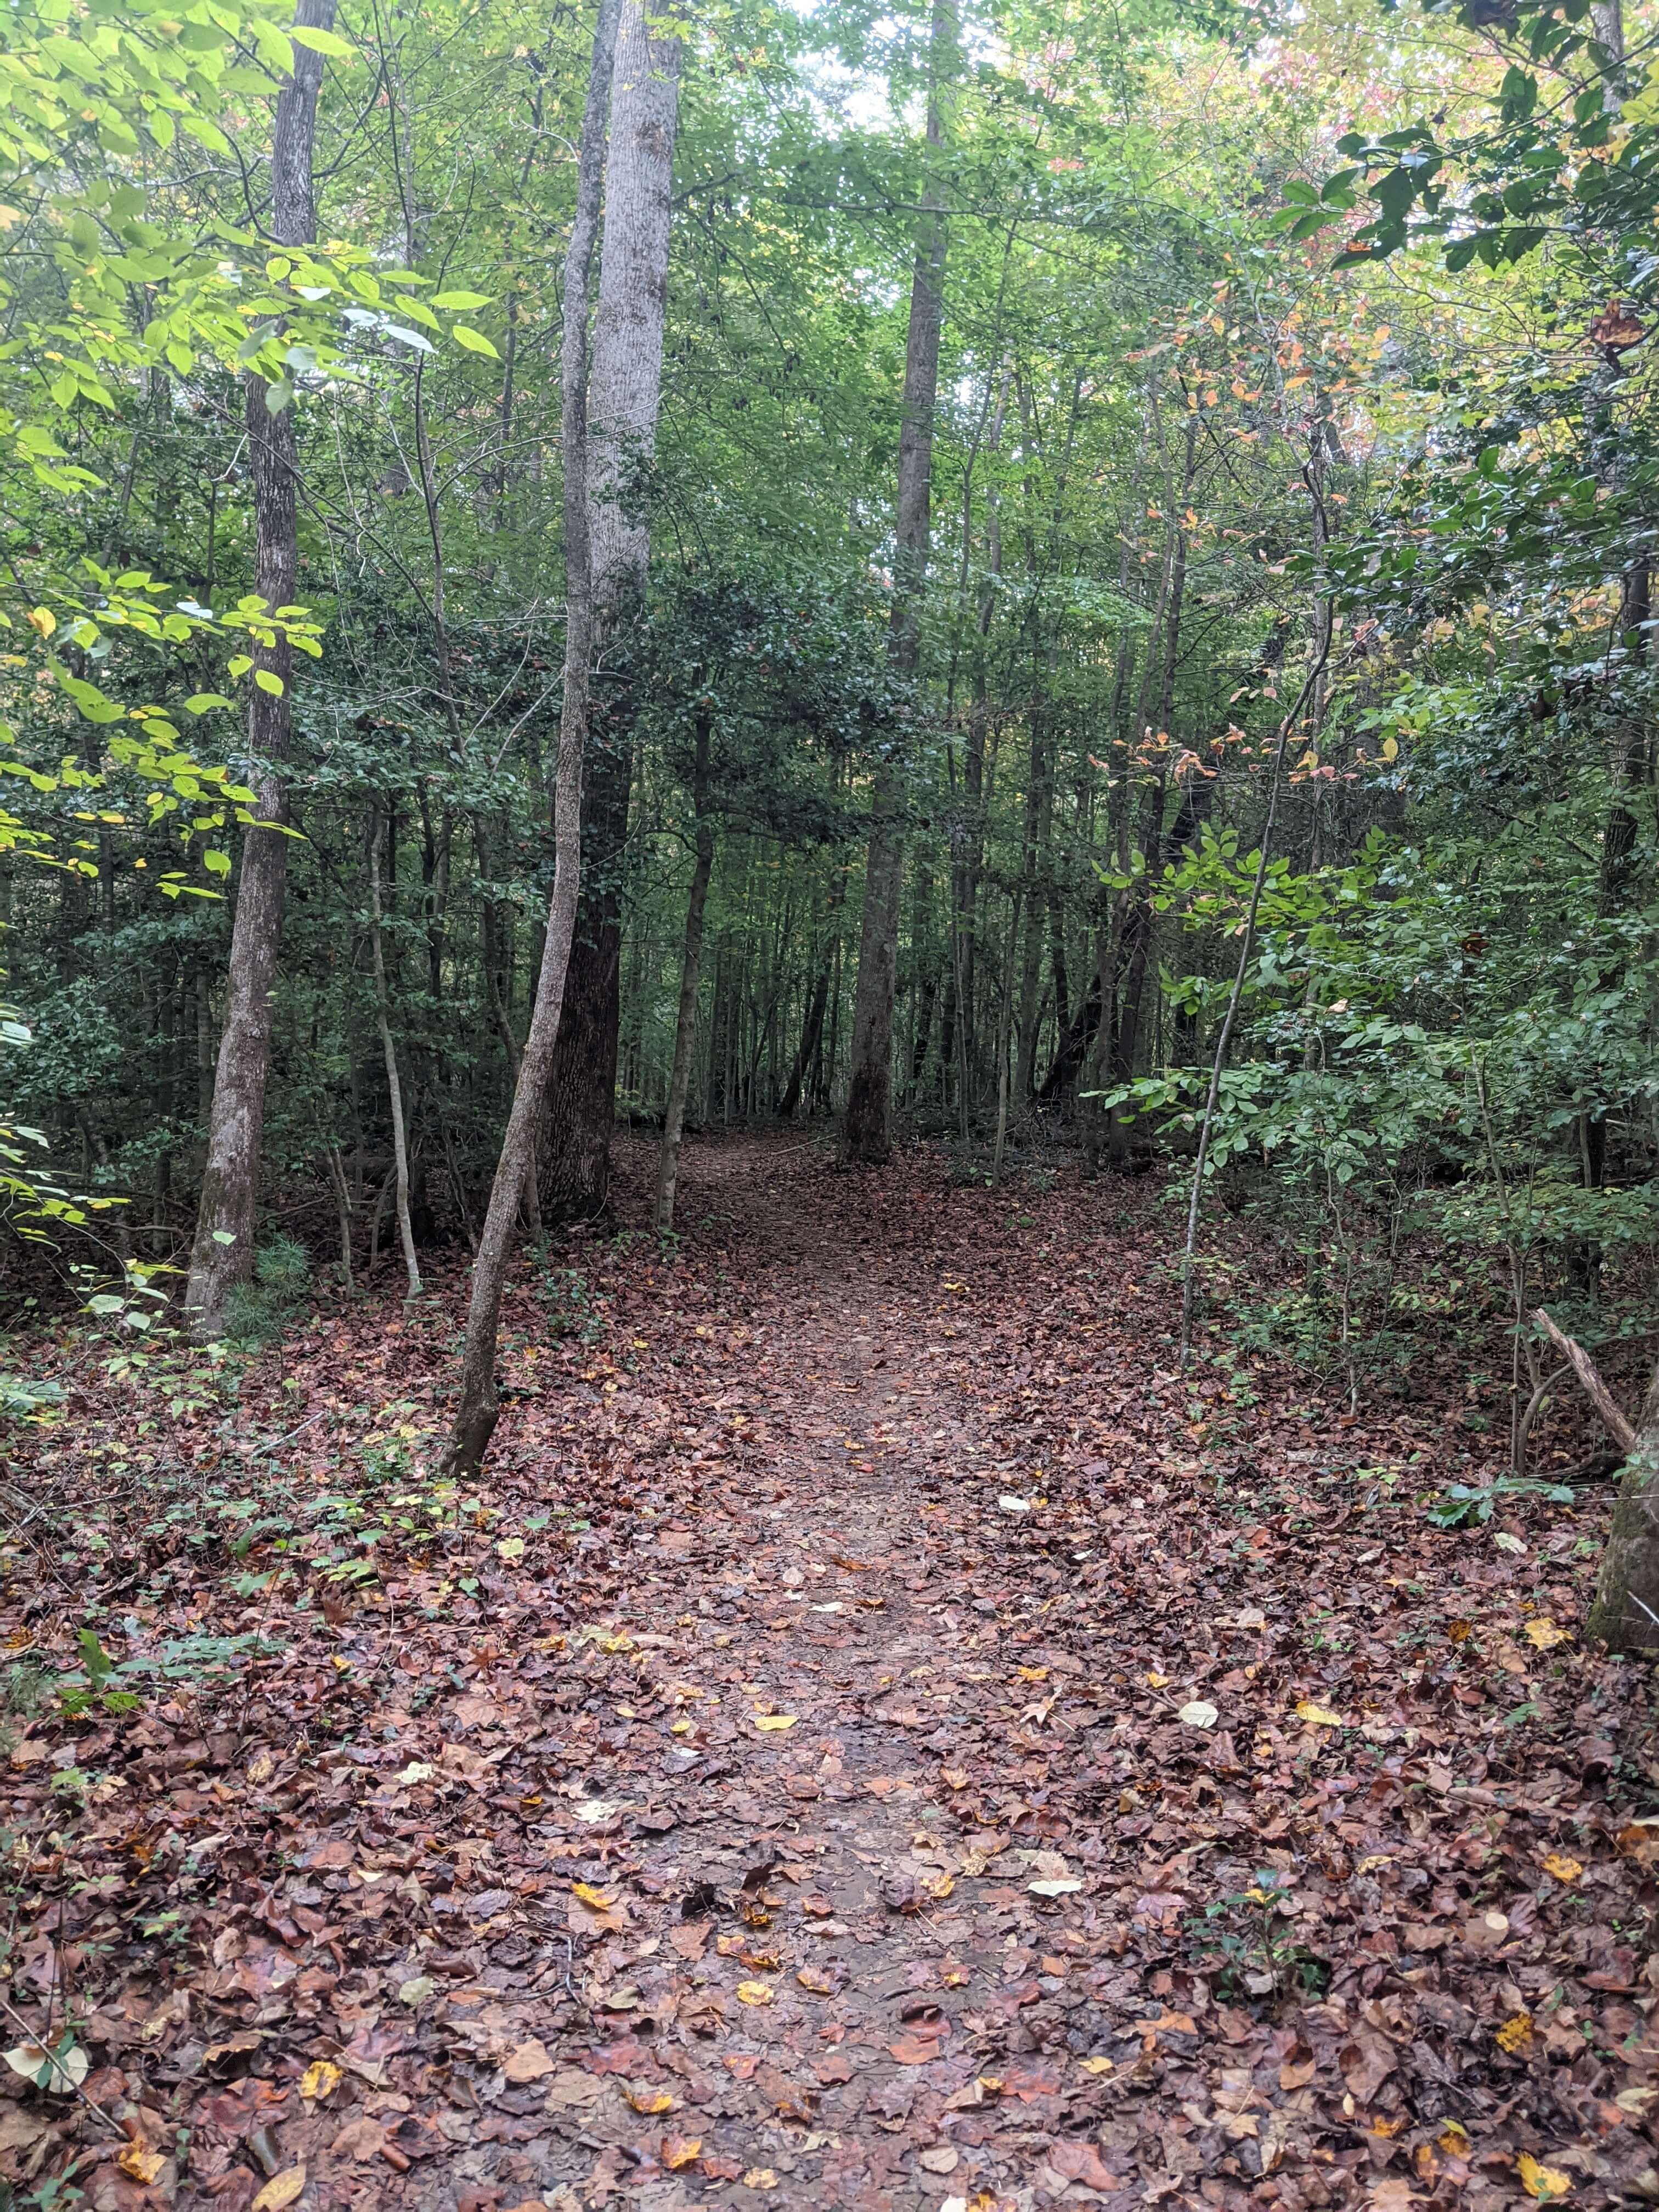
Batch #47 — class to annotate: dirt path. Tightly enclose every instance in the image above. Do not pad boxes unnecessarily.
[4,1135,1655,2212]
[500,1146,1137,2212]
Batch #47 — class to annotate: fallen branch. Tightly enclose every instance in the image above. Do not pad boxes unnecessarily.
[1531,1308,1636,1454]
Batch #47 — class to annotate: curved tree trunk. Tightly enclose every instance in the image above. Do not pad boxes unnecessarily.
[184,0,335,1338]
[442,0,622,1479]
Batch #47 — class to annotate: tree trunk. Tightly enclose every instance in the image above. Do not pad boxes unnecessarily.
[655,719,714,1232]
[842,0,950,1165]
[541,0,682,1221]
[1585,1375,1659,1651]
[442,0,620,1478]
[368,811,422,1301]
[184,0,335,1338]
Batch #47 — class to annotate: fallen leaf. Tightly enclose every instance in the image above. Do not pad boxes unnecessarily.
[1079,2056,1114,2075]
[1295,1700,1342,1727]
[1523,1617,1571,1650]
[252,2170,307,2212]
[919,2145,959,2173]
[503,2039,555,2084]
[736,1980,774,2006]
[572,1881,616,1910]
[300,2059,343,2100]
[4,2041,87,2094]
[754,1714,797,1730]
[797,1965,836,1994]
[1517,2152,1572,2200]
[742,2170,779,2190]
[117,2143,165,2183]
[662,2134,702,2169]
[1496,2012,1534,2055]
[1178,1699,1218,1729]
[625,2084,677,2114]
[889,2034,944,2064]
[1028,1877,1084,1897]
[1542,1853,1582,1883]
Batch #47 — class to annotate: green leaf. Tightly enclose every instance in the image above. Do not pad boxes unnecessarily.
[251,20,296,76]
[184,694,234,715]
[431,289,492,309]
[450,324,500,358]
[253,669,285,697]
[289,23,354,57]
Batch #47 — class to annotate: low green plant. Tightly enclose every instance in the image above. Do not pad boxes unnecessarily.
[221,1234,313,1348]
[1427,1474,1577,1527]
[1184,1868,1331,2002]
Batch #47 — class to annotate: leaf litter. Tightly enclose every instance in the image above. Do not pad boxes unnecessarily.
[0,1133,1654,2210]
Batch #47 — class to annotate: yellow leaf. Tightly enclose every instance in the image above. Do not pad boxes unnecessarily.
[572,1881,615,1911]
[1496,2012,1534,2055]
[1381,736,1400,762]
[663,2135,702,2170]
[117,2143,165,2183]
[1295,1700,1342,1727]
[736,1980,774,2006]
[1542,1853,1582,1884]
[1079,2055,1114,2075]
[1517,2152,1572,2200]
[25,607,55,639]
[742,2171,779,2191]
[797,1966,836,1994]
[754,1714,797,1731]
[300,2058,342,2100]
[1523,1617,1571,1650]
[625,2084,676,2114]
[252,2170,307,2212]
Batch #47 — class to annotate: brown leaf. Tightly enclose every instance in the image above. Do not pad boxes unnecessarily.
[1340,2030,1397,2105]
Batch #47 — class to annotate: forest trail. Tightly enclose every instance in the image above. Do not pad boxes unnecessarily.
[3,1137,1656,2212]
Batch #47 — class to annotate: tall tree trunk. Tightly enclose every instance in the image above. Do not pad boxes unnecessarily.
[541,0,682,1221]
[442,0,621,1478]
[184,0,335,1338]
[655,718,714,1232]
[368,810,422,1300]
[782,867,845,1119]
[842,0,951,1165]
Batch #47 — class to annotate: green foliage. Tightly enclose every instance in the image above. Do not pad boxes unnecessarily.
[1427,1475,1578,1528]
[219,1234,312,1348]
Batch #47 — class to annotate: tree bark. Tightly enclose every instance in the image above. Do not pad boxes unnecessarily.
[842,0,950,1165]
[184,0,335,1338]
[368,811,421,1301]
[655,717,714,1232]
[1539,1304,1659,1654]
[541,0,682,1221]
[442,0,621,1478]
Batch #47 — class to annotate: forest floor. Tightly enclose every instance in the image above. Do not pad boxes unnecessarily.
[1,1135,1657,2212]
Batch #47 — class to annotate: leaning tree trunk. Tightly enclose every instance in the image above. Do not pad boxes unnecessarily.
[654,718,714,1233]
[541,0,682,1221]
[842,0,950,1165]
[184,0,335,1338]
[442,0,621,1479]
